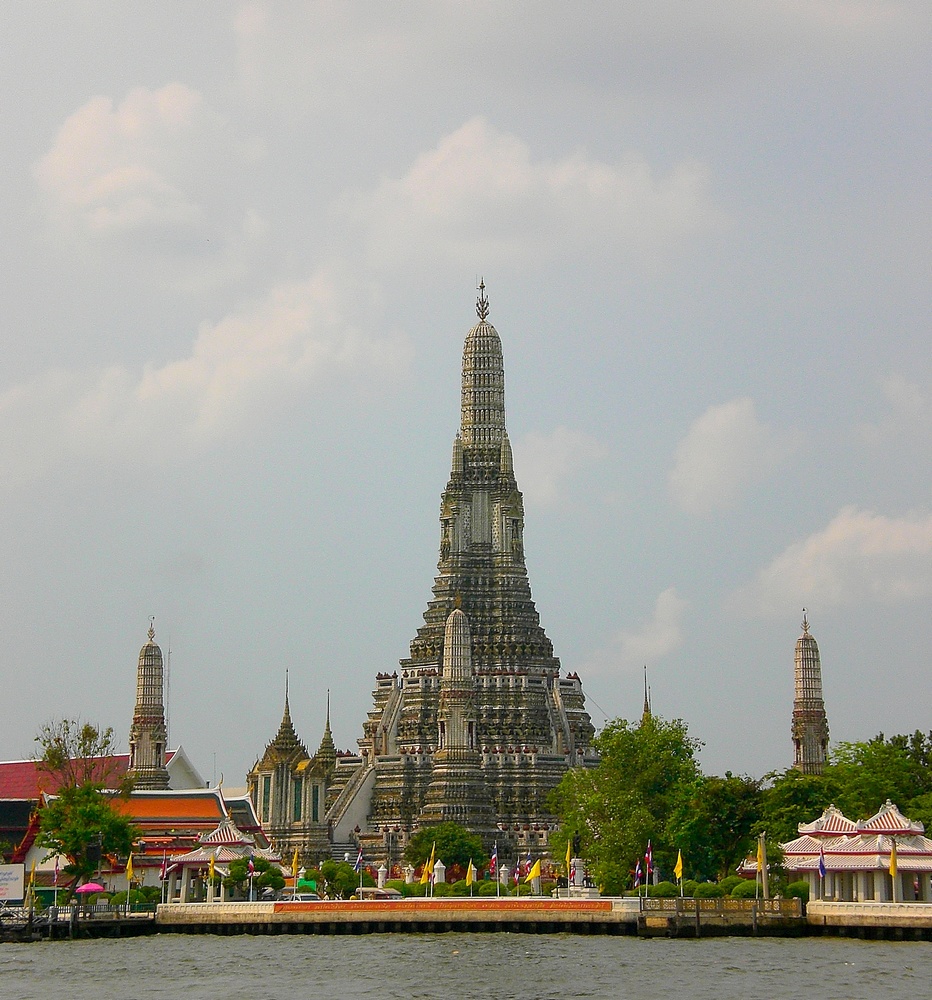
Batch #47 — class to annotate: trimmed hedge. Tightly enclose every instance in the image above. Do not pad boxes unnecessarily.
[786,880,810,903]
[729,879,760,899]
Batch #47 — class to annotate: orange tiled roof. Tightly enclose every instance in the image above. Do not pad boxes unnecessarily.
[112,792,225,822]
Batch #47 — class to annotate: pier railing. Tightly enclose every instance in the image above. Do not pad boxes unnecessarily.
[641,897,802,918]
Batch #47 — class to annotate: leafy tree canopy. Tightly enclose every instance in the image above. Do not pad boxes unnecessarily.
[224,856,285,893]
[319,859,374,898]
[667,772,763,882]
[549,714,702,893]
[35,719,131,793]
[33,719,138,888]
[403,822,488,874]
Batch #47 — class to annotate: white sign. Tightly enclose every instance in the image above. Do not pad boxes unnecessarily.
[0,864,25,901]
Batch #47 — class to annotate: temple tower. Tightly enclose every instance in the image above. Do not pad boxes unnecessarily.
[128,620,170,790]
[332,284,597,862]
[792,611,830,774]
[419,609,496,830]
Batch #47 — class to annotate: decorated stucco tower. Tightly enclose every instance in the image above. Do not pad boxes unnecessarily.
[128,621,170,790]
[792,611,830,774]
[326,284,597,863]
[247,683,335,862]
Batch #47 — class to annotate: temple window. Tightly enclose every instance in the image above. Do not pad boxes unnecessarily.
[261,774,272,823]
[292,776,303,821]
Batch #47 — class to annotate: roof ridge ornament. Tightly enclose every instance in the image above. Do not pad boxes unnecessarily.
[476,278,489,321]
[801,609,809,634]
[148,616,156,643]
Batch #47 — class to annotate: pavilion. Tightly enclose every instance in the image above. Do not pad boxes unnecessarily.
[767,801,932,902]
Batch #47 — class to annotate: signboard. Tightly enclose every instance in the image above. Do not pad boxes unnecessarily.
[0,863,25,902]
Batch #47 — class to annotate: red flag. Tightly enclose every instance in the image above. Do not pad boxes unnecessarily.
[489,843,497,875]
[159,852,168,881]
[645,840,653,877]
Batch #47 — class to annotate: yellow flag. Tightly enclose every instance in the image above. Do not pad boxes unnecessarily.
[466,860,476,886]
[209,853,215,881]
[29,859,36,885]
[525,859,541,883]
[292,848,299,880]
[420,842,436,884]
[889,839,898,877]
[674,850,683,880]
[125,854,134,885]
[757,838,766,873]
[565,839,572,872]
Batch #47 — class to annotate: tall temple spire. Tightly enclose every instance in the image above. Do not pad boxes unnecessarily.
[641,666,652,723]
[792,609,830,774]
[316,689,336,766]
[128,618,170,790]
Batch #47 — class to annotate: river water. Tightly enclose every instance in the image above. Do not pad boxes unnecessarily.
[1,933,931,1000]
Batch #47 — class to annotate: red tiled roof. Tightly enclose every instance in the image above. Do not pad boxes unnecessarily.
[0,752,176,800]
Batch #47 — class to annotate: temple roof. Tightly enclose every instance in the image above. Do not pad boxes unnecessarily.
[859,799,924,835]
[798,804,858,836]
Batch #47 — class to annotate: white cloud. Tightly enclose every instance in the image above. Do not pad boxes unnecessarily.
[0,269,410,488]
[669,397,798,515]
[861,374,932,446]
[32,84,266,288]
[582,588,689,676]
[732,506,932,614]
[345,117,720,270]
[513,426,606,508]
[35,84,208,239]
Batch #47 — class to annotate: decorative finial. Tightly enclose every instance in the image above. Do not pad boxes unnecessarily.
[802,609,809,634]
[285,669,289,703]
[148,616,156,642]
[476,278,489,321]
[326,689,331,730]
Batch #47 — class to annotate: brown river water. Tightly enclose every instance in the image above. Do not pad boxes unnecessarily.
[1,933,931,1000]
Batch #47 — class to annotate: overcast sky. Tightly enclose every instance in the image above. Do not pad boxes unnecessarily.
[1,3,929,788]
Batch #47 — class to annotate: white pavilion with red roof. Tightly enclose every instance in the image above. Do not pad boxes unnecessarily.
[163,815,284,903]
[779,801,932,902]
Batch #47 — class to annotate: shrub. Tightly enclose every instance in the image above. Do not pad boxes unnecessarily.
[786,880,810,903]
[729,879,759,899]
[450,879,470,896]
[718,875,744,895]
[682,879,700,897]
[477,880,500,896]
[432,881,453,897]
[694,882,726,898]
[402,882,427,897]
[647,881,679,898]
[384,880,408,894]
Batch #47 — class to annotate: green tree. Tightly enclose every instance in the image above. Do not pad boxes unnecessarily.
[549,714,702,893]
[757,768,841,847]
[404,822,489,879]
[668,772,763,882]
[224,856,285,896]
[33,719,138,892]
[319,859,374,898]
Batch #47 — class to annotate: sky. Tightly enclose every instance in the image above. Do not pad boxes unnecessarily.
[1,3,929,788]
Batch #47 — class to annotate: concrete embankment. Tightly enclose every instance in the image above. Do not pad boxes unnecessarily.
[156,897,640,935]
[807,901,932,941]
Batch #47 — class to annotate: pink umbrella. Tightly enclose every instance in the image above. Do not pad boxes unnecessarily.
[75,882,106,894]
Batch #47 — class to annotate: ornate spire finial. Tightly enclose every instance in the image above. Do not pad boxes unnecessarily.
[148,616,156,642]
[476,278,489,321]
[802,609,809,634]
